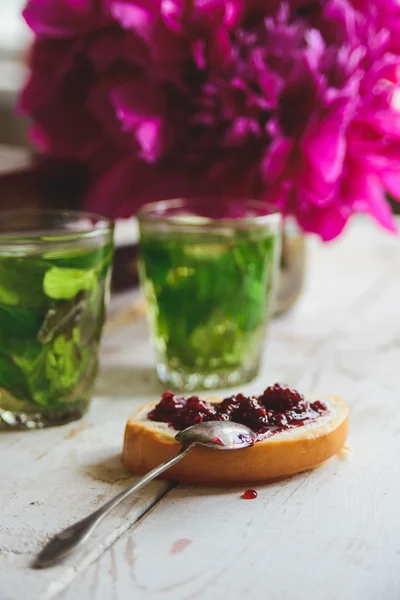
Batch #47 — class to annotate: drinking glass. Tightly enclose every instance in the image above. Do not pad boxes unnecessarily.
[138,199,281,391]
[0,210,114,429]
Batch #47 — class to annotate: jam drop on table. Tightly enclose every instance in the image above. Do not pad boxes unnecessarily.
[148,383,328,440]
[242,489,258,500]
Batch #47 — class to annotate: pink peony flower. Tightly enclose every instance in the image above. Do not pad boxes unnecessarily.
[20,0,400,240]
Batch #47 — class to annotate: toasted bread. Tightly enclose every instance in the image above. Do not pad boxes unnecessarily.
[123,394,348,485]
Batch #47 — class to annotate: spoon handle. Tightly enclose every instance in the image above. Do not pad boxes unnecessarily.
[34,446,189,569]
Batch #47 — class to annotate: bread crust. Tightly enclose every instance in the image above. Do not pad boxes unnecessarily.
[123,395,348,485]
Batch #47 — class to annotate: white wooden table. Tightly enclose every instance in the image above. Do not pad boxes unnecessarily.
[1,218,400,600]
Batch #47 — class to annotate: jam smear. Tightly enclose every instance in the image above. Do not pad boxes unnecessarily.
[242,489,258,500]
[148,384,328,440]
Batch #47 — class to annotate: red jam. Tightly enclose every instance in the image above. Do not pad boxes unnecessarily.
[242,489,258,500]
[148,384,327,440]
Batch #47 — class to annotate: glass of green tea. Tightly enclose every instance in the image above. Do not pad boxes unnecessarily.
[0,210,114,429]
[138,199,281,391]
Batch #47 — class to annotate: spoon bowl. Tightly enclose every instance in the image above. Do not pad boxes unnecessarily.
[175,421,256,450]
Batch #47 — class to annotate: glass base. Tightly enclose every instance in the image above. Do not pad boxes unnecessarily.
[156,362,260,392]
[0,402,90,430]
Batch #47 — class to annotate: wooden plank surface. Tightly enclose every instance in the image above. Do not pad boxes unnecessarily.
[0,294,170,600]
[1,218,399,600]
[59,219,400,600]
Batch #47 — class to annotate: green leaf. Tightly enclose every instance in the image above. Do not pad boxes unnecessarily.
[43,267,97,300]
[233,279,266,331]
[0,304,44,339]
[0,259,49,309]
[140,229,278,371]
[11,331,92,408]
[0,352,31,401]
[46,334,83,389]
[12,344,53,408]
[0,286,19,306]
[37,291,89,344]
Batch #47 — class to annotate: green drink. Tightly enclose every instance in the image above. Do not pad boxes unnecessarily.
[0,211,114,429]
[138,200,281,391]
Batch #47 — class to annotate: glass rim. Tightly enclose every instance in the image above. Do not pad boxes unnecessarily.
[0,209,114,247]
[137,199,281,230]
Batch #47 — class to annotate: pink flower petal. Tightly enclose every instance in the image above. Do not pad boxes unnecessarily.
[111,79,171,161]
[361,175,397,233]
[299,203,350,242]
[323,0,357,43]
[86,156,140,218]
[161,0,185,33]
[23,0,109,37]
[296,161,337,208]
[381,171,400,201]
[302,101,352,183]
[261,138,292,184]
[111,2,154,40]
[136,118,165,162]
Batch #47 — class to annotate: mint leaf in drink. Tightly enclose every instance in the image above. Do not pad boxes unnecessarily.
[0,259,49,309]
[0,285,19,306]
[43,267,96,300]
[46,334,85,391]
[0,353,31,401]
[37,292,89,344]
[12,328,91,408]
[0,304,44,339]
[140,228,278,374]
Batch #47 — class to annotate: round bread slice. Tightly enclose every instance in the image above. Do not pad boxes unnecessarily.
[123,394,348,485]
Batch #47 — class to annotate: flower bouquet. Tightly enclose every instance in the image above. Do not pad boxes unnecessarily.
[20,0,400,241]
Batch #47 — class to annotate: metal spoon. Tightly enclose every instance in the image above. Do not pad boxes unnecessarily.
[34,421,256,568]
